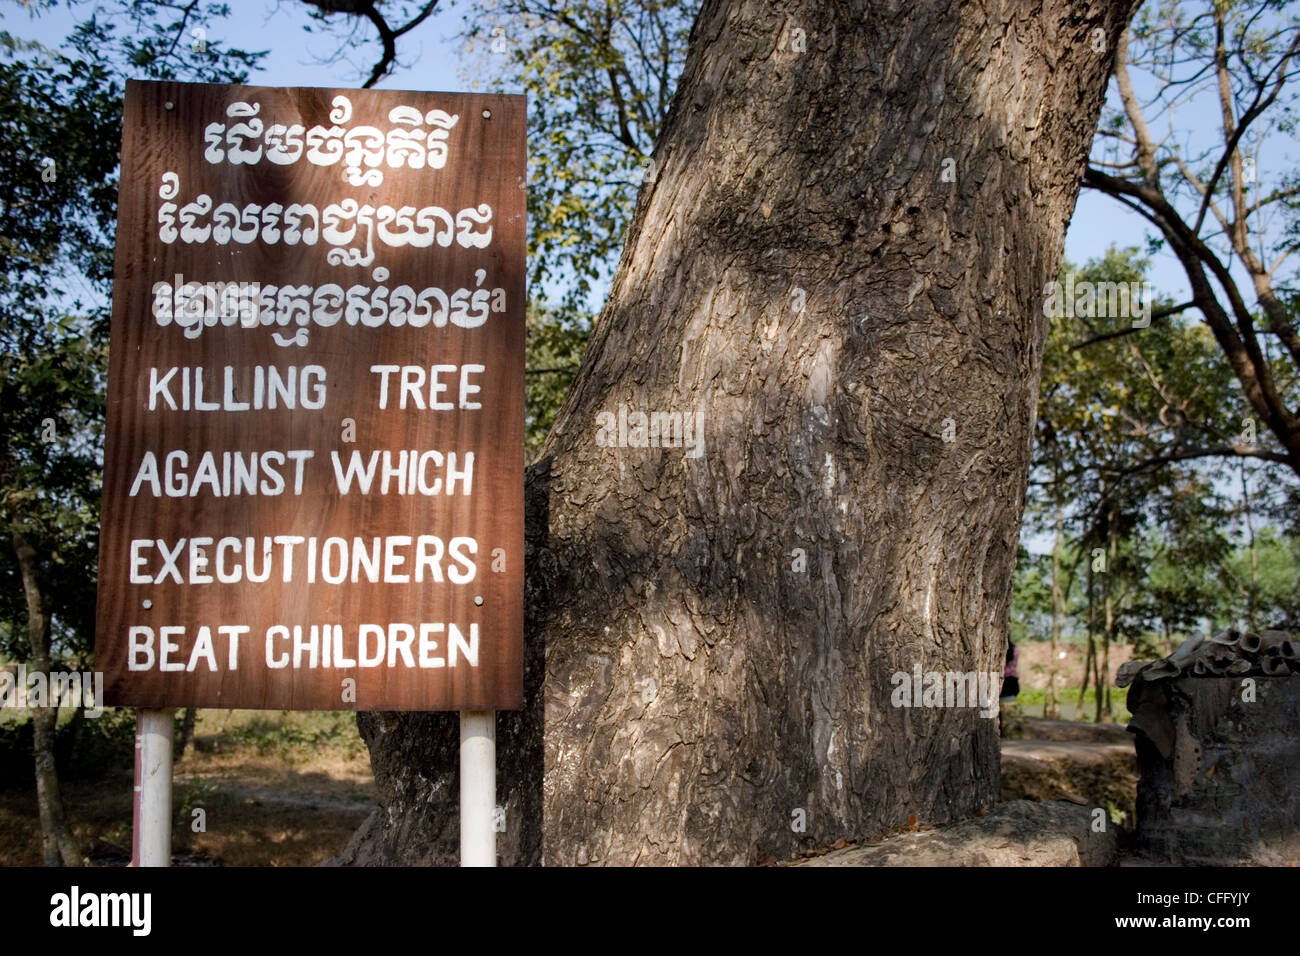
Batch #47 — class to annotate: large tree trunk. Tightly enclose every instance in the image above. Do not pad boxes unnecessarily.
[14,531,82,867]
[340,0,1137,865]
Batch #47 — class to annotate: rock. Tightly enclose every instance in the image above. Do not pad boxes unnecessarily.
[1127,673,1300,865]
[788,800,1116,867]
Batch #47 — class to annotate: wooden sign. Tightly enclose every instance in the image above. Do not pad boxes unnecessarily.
[94,81,525,711]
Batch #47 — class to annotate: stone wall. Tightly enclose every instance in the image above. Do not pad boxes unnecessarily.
[1122,631,1300,864]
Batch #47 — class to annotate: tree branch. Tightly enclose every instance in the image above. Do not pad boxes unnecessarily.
[1106,444,1292,477]
[298,0,444,88]
[1070,300,1194,350]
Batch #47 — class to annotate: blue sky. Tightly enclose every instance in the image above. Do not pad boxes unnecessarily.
[4,0,1292,315]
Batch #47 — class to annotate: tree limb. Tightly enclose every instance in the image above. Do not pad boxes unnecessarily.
[1070,300,1194,350]
[298,0,444,88]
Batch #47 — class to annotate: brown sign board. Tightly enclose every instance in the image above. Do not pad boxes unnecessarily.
[94,81,525,711]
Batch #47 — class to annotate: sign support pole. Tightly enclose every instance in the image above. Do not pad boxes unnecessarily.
[459,710,496,866]
[132,708,174,867]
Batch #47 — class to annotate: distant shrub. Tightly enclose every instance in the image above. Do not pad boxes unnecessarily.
[220,711,366,760]
[0,707,135,788]
[59,707,136,779]
[0,718,33,789]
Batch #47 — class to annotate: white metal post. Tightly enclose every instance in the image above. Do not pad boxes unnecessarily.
[459,710,496,866]
[133,709,174,867]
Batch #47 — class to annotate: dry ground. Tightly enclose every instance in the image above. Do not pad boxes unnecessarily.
[0,710,374,866]
[2,645,1144,866]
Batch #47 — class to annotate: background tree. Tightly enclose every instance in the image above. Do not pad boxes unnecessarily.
[298,0,448,87]
[0,5,261,865]
[524,301,587,460]
[1085,0,1300,474]
[1,30,124,867]
[1016,245,1298,720]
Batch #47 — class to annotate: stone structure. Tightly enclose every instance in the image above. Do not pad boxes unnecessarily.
[789,800,1116,867]
[1120,630,1300,864]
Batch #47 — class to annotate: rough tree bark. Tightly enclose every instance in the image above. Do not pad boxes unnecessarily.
[13,531,82,867]
[337,0,1138,865]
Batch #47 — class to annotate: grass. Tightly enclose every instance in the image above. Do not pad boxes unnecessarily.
[201,710,369,764]
[1014,686,1131,724]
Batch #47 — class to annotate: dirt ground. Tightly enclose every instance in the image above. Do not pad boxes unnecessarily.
[0,710,375,867]
[1000,719,1137,826]
[996,640,1143,832]
[1,645,1146,866]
